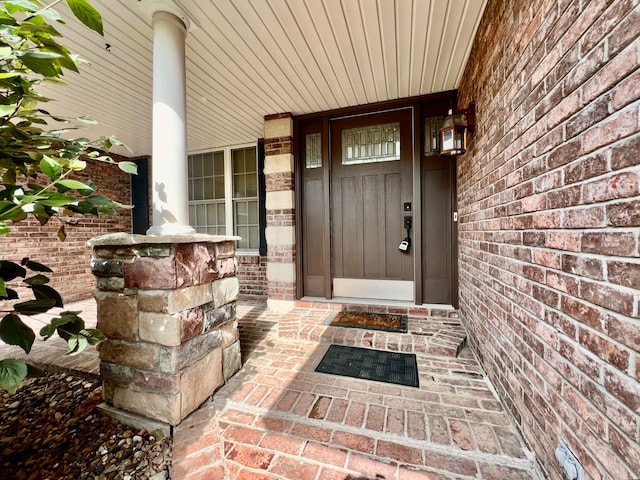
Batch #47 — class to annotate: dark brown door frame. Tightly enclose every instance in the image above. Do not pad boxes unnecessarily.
[294,90,458,304]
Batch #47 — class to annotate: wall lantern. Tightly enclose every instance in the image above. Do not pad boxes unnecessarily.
[439,101,476,155]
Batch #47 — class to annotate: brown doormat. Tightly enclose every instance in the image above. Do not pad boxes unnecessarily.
[328,311,408,333]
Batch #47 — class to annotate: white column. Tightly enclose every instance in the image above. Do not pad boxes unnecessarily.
[146,10,194,235]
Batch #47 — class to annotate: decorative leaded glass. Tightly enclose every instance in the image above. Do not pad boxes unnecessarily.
[305,132,322,168]
[342,122,400,165]
[424,115,445,156]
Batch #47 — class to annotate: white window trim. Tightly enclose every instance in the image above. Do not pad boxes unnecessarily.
[188,142,259,255]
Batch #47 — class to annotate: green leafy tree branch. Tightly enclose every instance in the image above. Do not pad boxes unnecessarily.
[0,0,136,392]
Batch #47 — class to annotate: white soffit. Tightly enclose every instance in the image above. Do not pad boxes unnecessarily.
[39,0,487,157]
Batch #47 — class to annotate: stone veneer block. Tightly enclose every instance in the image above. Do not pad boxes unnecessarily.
[158,330,222,374]
[216,257,237,278]
[96,277,125,292]
[204,302,236,332]
[95,292,138,341]
[264,116,292,138]
[266,190,294,210]
[264,153,294,174]
[99,339,159,370]
[265,225,295,245]
[222,341,241,381]
[267,262,296,283]
[139,312,182,347]
[180,308,204,342]
[175,243,215,286]
[91,257,125,277]
[219,319,239,349]
[212,277,240,308]
[112,385,181,425]
[214,241,235,259]
[124,256,177,289]
[138,283,214,314]
[139,245,172,257]
[180,347,223,419]
[133,369,180,393]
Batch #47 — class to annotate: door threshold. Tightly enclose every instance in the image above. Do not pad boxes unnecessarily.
[300,296,456,311]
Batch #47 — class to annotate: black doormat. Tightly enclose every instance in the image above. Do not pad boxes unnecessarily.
[328,311,408,333]
[315,344,419,387]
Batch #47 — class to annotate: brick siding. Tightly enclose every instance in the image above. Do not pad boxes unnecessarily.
[237,255,267,297]
[1,157,132,304]
[457,0,639,478]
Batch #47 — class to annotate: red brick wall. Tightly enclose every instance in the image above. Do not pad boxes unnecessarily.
[237,255,267,297]
[1,157,132,304]
[457,1,639,478]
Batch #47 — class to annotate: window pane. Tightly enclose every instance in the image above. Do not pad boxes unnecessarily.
[305,133,322,168]
[233,199,258,250]
[203,178,214,199]
[217,203,226,226]
[196,204,206,225]
[236,226,248,250]
[214,176,225,199]
[246,174,258,197]
[248,200,258,224]
[193,178,204,201]
[203,152,214,176]
[214,151,224,174]
[192,154,203,176]
[424,116,445,156]
[233,174,245,197]
[244,148,256,172]
[233,149,245,174]
[342,122,400,165]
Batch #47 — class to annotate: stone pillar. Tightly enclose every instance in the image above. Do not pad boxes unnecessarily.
[141,2,193,235]
[264,113,296,311]
[88,233,241,426]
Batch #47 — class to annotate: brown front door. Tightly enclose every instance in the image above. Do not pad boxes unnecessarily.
[330,110,413,300]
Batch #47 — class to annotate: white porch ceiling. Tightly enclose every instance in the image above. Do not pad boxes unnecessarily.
[41,0,487,157]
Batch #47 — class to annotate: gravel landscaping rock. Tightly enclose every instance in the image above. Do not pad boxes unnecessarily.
[0,372,172,479]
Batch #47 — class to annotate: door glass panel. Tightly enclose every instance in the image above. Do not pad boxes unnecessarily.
[305,132,322,168]
[424,116,445,156]
[342,122,400,165]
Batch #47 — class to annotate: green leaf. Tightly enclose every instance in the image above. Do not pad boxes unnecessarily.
[39,155,63,180]
[0,359,27,393]
[0,46,11,59]
[31,284,63,307]
[66,334,88,355]
[76,115,96,124]
[118,161,138,175]
[0,224,10,235]
[79,328,104,346]
[0,261,27,281]
[4,288,19,300]
[0,104,17,116]
[21,258,53,272]
[87,194,113,205]
[0,278,6,297]
[20,52,61,77]
[40,312,84,341]
[66,0,103,35]
[14,298,56,314]
[39,192,78,207]
[3,0,39,14]
[23,274,50,285]
[26,363,45,378]
[57,179,93,190]
[57,224,66,241]
[0,314,35,354]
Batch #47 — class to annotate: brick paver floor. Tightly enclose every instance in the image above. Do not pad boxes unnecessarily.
[173,298,542,480]
[1,296,542,479]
